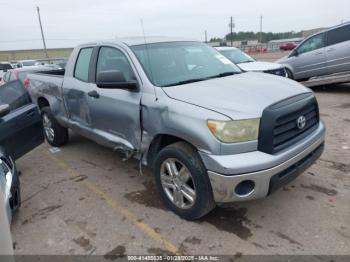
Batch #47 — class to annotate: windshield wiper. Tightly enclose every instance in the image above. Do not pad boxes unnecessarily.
[162,72,239,87]
[208,71,239,79]
[238,60,254,64]
[162,78,209,87]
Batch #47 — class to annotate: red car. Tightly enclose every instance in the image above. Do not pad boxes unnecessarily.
[279,43,297,51]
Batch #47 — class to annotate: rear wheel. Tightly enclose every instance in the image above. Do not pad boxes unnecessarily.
[154,142,215,220]
[41,107,68,147]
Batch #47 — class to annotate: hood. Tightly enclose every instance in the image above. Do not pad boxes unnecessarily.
[163,72,311,120]
[237,61,283,72]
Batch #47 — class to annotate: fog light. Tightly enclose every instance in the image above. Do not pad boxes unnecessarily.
[235,180,255,196]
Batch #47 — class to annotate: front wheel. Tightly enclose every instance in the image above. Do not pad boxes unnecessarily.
[41,107,69,147]
[154,142,215,220]
[285,68,294,79]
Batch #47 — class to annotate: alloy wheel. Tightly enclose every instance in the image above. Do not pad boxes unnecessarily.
[43,113,55,142]
[160,158,196,209]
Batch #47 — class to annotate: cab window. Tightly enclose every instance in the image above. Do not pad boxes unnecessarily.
[297,33,325,55]
[96,47,134,81]
[74,47,93,82]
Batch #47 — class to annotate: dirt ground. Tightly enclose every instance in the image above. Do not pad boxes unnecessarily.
[11,51,350,257]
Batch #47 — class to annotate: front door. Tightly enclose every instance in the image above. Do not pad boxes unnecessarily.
[0,80,44,160]
[293,33,327,80]
[87,46,142,151]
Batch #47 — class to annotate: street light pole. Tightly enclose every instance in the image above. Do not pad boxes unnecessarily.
[36,6,49,60]
[229,16,235,46]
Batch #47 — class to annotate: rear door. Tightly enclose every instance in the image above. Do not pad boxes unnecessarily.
[325,24,350,75]
[0,80,44,160]
[87,46,142,151]
[62,47,94,128]
[293,33,326,79]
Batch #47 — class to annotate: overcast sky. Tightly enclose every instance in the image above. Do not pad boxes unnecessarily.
[0,0,349,50]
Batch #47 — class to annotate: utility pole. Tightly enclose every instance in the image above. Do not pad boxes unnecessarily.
[259,15,263,43]
[229,16,235,46]
[205,30,208,43]
[36,6,49,60]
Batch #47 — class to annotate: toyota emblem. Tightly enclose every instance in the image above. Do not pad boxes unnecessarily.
[296,115,306,129]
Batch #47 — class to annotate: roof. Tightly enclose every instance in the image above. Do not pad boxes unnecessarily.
[80,36,199,48]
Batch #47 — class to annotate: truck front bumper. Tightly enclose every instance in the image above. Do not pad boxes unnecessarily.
[200,121,325,203]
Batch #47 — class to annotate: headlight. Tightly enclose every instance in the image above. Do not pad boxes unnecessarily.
[207,119,260,143]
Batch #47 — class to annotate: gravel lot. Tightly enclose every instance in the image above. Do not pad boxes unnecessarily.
[11,51,350,257]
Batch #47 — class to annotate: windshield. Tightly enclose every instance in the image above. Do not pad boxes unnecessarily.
[131,42,241,87]
[218,49,255,64]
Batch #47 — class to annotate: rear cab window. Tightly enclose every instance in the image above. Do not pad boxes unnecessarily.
[74,47,93,82]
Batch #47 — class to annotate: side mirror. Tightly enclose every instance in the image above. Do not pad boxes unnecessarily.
[96,70,138,90]
[0,104,10,118]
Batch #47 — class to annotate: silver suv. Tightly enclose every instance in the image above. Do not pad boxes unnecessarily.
[277,22,350,81]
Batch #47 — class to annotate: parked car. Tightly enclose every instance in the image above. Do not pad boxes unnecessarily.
[0,62,13,81]
[16,60,37,68]
[0,80,44,222]
[216,47,288,77]
[0,186,14,256]
[28,38,325,220]
[277,22,350,81]
[0,66,55,88]
[279,43,297,51]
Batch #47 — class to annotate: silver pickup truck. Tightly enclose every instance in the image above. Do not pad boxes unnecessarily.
[28,37,326,220]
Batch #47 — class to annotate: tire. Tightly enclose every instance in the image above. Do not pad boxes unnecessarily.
[10,167,21,212]
[41,107,68,147]
[286,68,294,79]
[154,142,215,220]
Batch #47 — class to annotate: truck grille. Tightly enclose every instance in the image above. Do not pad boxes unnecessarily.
[258,93,319,154]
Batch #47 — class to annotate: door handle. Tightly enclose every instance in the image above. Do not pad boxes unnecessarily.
[88,90,100,99]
